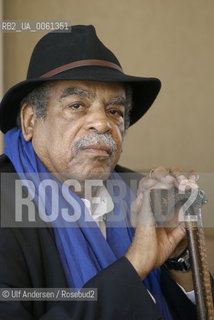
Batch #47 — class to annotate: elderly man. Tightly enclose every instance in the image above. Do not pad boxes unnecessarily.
[0,25,206,319]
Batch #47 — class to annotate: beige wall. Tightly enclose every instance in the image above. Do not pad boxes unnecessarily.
[2,0,214,255]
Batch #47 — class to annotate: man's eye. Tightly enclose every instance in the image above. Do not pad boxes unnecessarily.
[71,103,82,110]
[69,104,84,110]
[108,109,124,117]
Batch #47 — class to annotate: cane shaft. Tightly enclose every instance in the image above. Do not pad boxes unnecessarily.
[186,222,214,319]
[186,219,214,320]
[150,188,214,319]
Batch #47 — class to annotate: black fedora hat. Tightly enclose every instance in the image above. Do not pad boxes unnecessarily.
[0,25,161,133]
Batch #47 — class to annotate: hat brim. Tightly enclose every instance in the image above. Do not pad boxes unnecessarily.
[0,66,161,133]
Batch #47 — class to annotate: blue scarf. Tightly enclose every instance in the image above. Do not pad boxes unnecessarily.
[5,128,173,320]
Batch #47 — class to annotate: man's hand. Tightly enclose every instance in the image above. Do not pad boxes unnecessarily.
[125,166,199,283]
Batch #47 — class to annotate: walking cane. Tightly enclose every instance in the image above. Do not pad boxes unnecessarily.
[151,187,214,320]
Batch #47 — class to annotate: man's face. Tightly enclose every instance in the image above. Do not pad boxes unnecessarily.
[24,80,127,182]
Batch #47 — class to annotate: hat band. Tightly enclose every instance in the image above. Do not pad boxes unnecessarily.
[40,59,123,78]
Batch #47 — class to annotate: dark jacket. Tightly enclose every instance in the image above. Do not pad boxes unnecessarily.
[0,154,199,319]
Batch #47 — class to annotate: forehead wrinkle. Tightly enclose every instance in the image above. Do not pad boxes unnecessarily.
[59,87,95,100]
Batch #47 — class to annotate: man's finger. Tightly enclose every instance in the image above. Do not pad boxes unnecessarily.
[131,192,144,213]
[170,167,186,183]
[137,189,155,227]
[150,166,169,180]
[188,169,199,183]
[138,177,157,194]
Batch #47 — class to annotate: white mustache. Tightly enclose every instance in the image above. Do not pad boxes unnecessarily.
[74,133,117,154]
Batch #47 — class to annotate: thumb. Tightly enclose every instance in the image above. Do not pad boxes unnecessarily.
[167,225,186,253]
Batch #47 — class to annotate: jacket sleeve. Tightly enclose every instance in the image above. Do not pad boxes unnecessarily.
[0,227,162,320]
[1,225,213,320]
[160,266,214,320]
[40,258,163,320]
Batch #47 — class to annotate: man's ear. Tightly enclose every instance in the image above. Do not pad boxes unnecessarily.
[20,103,35,141]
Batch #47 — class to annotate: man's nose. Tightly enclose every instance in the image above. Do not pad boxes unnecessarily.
[84,106,112,134]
